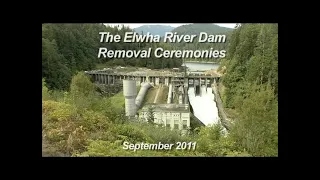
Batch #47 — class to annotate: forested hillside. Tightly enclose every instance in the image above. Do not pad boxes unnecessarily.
[42,24,182,90]
[134,25,175,36]
[219,23,278,156]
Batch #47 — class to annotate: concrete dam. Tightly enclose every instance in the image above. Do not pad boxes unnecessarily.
[85,70,221,127]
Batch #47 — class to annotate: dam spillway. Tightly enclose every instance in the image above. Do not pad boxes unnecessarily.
[187,86,220,126]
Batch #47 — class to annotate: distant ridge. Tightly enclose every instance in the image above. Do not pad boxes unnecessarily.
[172,24,233,35]
[134,25,175,36]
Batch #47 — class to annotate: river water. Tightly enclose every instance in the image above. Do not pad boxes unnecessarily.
[185,62,220,126]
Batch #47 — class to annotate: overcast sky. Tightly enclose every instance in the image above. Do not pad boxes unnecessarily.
[105,23,236,29]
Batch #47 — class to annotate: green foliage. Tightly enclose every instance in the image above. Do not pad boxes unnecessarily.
[73,140,127,157]
[42,23,109,90]
[134,122,189,144]
[229,84,278,156]
[110,123,152,143]
[74,139,206,157]
[42,100,85,155]
[69,72,96,110]
[196,124,233,156]
[49,90,65,102]
[70,72,95,98]
[108,91,125,112]
[147,106,155,124]
[42,96,251,157]
[223,24,278,101]
[42,78,50,100]
[42,100,77,122]
[219,23,278,156]
[80,110,110,131]
[42,38,71,90]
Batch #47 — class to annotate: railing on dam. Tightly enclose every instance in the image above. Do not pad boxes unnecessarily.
[84,70,220,86]
[85,70,220,78]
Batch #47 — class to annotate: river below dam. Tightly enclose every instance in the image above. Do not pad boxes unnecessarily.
[185,62,220,126]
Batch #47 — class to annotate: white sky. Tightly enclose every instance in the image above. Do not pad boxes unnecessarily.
[105,23,236,29]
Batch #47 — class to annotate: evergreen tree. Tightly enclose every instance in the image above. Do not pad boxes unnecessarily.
[147,106,155,124]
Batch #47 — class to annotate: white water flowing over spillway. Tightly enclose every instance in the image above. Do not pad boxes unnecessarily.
[188,87,220,126]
